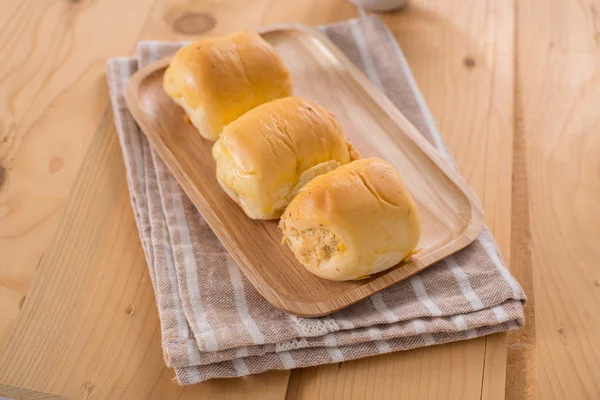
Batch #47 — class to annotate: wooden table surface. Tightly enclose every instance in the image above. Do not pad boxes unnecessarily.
[0,0,598,399]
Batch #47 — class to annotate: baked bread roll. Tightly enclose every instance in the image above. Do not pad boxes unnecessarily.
[163,30,293,141]
[279,158,420,281]
[212,96,359,220]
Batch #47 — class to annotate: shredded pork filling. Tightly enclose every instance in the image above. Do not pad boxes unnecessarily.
[297,228,342,265]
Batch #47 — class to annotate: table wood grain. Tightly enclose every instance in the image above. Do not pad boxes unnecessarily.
[0,0,597,398]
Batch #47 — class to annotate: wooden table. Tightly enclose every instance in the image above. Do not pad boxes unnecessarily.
[0,0,598,399]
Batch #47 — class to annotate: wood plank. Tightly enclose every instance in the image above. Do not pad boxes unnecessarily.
[287,337,488,400]
[482,333,509,400]
[516,0,600,398]
[0,0,160,341]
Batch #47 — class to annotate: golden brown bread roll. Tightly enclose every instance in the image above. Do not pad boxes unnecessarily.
[212,96,360,220]
[163,30,293,141]
[279,157,421,281]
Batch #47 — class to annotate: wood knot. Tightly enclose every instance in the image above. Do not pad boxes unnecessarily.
[124,303,136,316]
[82,380,96,395]
[463,56,476,69]
[49,156,65,174]
[172,12,216,35]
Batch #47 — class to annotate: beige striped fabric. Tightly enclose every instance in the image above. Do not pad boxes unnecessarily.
[106,15,525,385]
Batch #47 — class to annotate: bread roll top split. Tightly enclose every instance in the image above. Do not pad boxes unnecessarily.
[163,30,293,140]
[213,96,359,220]
[280,157,421,281]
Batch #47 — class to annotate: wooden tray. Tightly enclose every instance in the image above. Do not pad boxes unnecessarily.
[125,24,484,317]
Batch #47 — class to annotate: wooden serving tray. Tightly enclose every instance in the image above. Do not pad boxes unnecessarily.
[125,24,484,317]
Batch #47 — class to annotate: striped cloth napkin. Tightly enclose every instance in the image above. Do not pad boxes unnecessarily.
[106,15,525,385]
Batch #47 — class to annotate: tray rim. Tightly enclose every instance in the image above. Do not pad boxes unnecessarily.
[125,22,485,317]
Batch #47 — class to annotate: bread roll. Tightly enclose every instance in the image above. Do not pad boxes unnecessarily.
[163,30,293,141]
[279,158,420,281]
[212,96,359,220]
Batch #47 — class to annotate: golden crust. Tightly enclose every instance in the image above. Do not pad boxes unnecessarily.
[280,158,421,281]
[163,30,293,140]
[212,96,357,219]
